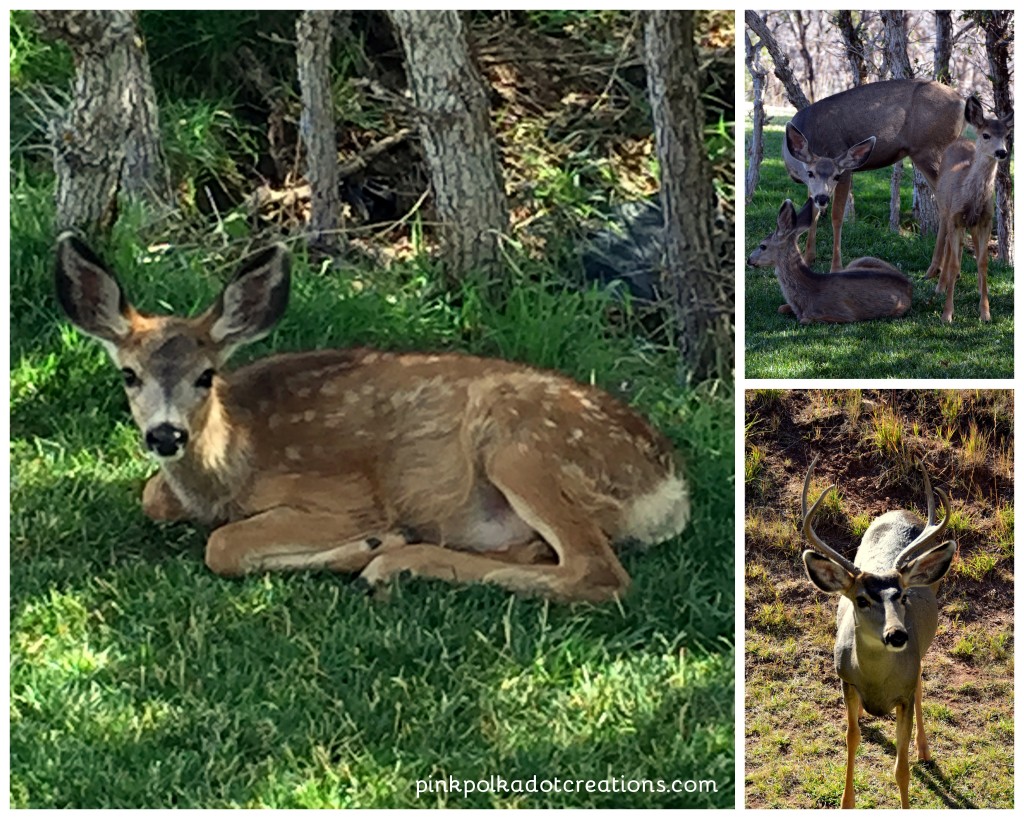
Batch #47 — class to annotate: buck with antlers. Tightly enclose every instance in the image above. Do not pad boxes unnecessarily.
[783,79,967,270]
[54,236,691,602]
[747,198,913,324]
[800,456,957,809]
[925,96,1013,323]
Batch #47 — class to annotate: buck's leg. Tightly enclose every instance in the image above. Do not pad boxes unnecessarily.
[360,446,630,602]
[142,472,190,522]
[204,507,406,577]
[914,670,931,762]
[803,200,820,266]
[973,221,992,322]
[841,681,861,809]
[829,174,853,272]
[894,700,914,809]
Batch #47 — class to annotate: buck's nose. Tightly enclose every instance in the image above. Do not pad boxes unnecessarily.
[814,194,829,208]
[145,423,189,457]
[884,629,908,650]
[995,149,1008,160]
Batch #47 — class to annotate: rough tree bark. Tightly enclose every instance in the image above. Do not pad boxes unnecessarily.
[880,10,938,237]
[744,11,811,112]
[296,11,342,254]
[745,29,768,203]
[388,10,509,286]
[981,11,1014,264]
[644,11,732,384]
[933,11,953,85]
[36,10,170,233]
[836,11,868,86]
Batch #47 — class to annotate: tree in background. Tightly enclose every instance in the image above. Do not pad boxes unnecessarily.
[296,11,342,255]
[36,10,170,233]
[388,10,509,287]
[644,11,732,383]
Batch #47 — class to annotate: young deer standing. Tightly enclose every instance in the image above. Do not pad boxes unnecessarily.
[747,199,913,324]
[54,236,691,602]
[783,79,967,270]
[800,456,957,809]
[925,96,1013,323]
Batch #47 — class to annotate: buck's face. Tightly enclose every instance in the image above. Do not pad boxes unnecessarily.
[844,570,914,651]
[785,123,876,211]
[55,235,291,462]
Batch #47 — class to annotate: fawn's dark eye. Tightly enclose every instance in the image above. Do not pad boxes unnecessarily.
[807,171,815,178]
[122,368,140,388]
[195,369,215,389]
[982,132,991,139]
[856,596,870,609]
[759,244,767,251]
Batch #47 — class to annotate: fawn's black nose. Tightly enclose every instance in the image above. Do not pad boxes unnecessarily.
[995,149,1008,160]
[145,423,189,457]
[814,194,830,208]
[884,629,908,650]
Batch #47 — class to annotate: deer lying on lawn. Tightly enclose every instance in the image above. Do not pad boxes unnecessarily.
[925,96,1013,323]
[54,236,691,602]
[747,199,913,324]
[800,456,957,809]
[783,79,967,270]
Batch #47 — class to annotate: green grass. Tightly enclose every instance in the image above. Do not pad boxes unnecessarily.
[745,123,1014,378]
[10,179,733,810]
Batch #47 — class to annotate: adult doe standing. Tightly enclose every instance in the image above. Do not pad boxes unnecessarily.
[747,199,913,324]
[800,457,957,809]
[925,96,1013,323]
[54,236,691,601]
[783,79,966,270]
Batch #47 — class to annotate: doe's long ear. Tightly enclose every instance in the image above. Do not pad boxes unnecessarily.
[785,122,813,164]
[54,233,133,346]
[203,244,291,359]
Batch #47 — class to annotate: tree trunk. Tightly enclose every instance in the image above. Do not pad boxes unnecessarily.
[36,10,170,234]
[788,11,815,102]
[388,10,509,286]
[933,12,953,85]
[644,11,732,384]
[982,11,1014,264]
[744,11,811,112]
[296,11,342,255]
[880,10,938,237]
[836,11,868,86]
[745,30,767,203]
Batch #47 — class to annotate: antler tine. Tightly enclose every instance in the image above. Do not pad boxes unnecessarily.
[801,456,858,574]
[895,462,952,568]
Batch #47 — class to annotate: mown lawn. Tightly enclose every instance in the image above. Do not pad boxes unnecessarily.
[745,389,1014,808]
[744,123,1014,379]
[9,178,735,806]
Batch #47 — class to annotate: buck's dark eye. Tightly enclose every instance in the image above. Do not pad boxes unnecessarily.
[901,594,909,605]
[122,368,140,388]
[856,596,870,609]
[195,369,215,389]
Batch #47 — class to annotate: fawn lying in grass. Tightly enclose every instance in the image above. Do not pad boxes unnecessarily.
[55,236,691,602]
[747,199,913,324]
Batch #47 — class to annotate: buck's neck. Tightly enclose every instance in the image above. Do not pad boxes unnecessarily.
[158,386,252,524]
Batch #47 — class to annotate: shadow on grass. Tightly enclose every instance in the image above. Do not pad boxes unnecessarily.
[860,725,979,809]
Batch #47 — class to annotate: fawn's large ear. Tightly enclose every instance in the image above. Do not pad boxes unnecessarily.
[838,136,875,171]
[964,95,986,130]
[785,123,813,164]
[776,199,797,232]
[794,198,816,233]
[203,244,290,359]
[54,233,133,348]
